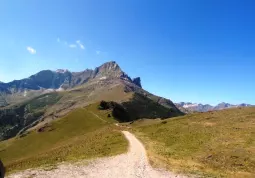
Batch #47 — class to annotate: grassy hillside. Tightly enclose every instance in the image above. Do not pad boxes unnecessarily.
[132,107,255,177]
[97,93,183,123]
[0,92,63,140]
[123,93,183,120]
[44,83,133,118]
[0,103,128,174]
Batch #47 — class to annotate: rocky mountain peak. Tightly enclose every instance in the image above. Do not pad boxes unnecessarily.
[0,61,143,94]
[176,101,253,113]
[92,61,127,79]
[239,103,251,107]
[98,61,121,72]
[216,102,232,108]
[100,61,119,70]
[55,69,69,73]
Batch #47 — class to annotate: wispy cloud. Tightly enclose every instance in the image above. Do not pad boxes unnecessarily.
[27,46,36,54]
[76,40,85,50]
[57,38,85,50]
[69,44,77,48]
[96,50,101,55]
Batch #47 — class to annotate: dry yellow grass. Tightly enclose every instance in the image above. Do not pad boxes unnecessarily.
[132,107,255,177]
[0,103,128,174]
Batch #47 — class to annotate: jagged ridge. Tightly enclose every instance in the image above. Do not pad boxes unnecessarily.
[176,102,253,112]
[0,61,142,106]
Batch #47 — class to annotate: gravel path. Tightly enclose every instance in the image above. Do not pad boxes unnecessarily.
[7,131,187,178]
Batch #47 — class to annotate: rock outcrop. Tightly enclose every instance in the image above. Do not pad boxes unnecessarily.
[132,77,142,88]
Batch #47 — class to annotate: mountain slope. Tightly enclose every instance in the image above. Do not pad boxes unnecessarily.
[0,104,128,173]
[0,61,142,105]
[0,93,7,107]
[0,61,183,141]
[0,92,63,140]
[0,61,138,93]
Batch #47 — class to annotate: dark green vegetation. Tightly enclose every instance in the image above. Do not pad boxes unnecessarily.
[0,92,62,140]
[122,93,182,120]
[132,107,255,177]
[0,103,128,173]
[99,93,183,122]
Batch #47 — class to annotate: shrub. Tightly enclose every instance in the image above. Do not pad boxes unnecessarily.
[98,100,110,110]
[161,121,167,124]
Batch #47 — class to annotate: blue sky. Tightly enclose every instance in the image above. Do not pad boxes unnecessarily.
[0,0,254,105]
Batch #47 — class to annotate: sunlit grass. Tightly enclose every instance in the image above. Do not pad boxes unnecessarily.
[0,104,128,174]
[133,107,255,177]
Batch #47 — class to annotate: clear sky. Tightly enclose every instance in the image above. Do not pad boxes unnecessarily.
[0,0,254,105]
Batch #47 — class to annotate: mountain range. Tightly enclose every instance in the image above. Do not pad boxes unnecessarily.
[0,61,183,140]
[175,102,253,112]
[0,61,144,106]
[1,61,252,141]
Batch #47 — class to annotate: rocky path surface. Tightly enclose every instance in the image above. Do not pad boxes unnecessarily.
[7,131,188,178]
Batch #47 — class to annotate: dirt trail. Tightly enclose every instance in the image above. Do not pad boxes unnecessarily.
[88,110,107,123]
[7,131,188,178]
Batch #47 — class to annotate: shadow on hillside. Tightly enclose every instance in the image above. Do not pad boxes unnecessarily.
[99,93,183,122]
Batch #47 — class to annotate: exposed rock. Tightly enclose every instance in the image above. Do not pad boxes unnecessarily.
[71,69,93,86]
[132,77,142,88]
[56,69,69,73]
[0,61,141,100]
